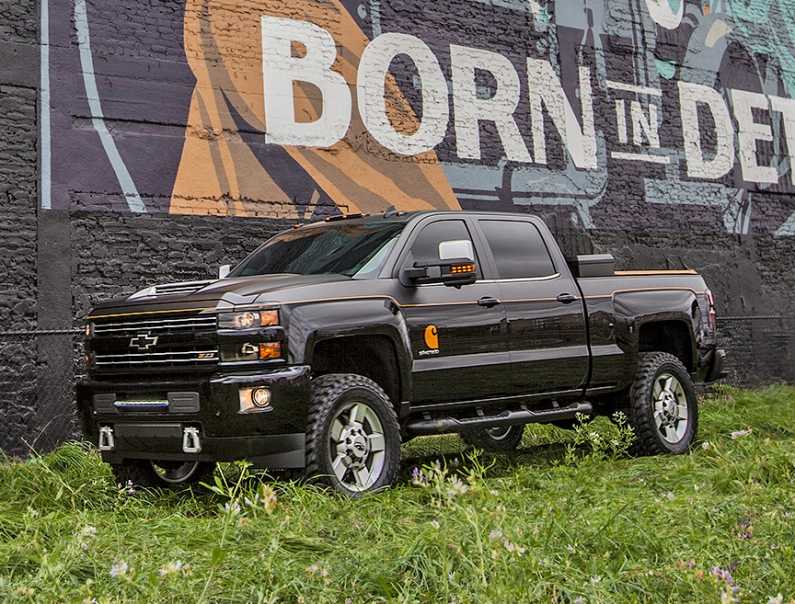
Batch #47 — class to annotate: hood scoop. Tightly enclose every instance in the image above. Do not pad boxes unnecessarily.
[128,280,215,300]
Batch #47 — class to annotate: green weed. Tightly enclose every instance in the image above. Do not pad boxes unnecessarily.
[0,386,793,603]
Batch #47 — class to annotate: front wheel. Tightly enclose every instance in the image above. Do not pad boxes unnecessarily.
[461,424,524,451]
[624,352,698,455]
[305,374,401,496]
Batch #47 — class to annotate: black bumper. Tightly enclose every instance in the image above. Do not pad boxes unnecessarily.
[77,365,311,470]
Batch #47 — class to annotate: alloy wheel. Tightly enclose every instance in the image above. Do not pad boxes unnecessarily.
[652,373,689,444]
[328,401,386,492]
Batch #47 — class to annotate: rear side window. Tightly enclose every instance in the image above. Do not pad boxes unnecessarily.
[479,220,556,279]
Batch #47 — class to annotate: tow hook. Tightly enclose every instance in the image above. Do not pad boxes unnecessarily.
[98,426,115,451]
[182,427,202,454]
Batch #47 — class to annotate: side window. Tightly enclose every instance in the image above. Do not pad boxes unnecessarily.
[407,220,480,275]
[479,220,556,279]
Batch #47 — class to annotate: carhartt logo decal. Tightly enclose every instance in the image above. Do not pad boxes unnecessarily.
[424,325,439,350]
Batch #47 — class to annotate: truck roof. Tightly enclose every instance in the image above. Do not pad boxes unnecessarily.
[299,209,541,228]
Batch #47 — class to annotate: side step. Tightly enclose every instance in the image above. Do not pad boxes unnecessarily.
[406,402,593,436]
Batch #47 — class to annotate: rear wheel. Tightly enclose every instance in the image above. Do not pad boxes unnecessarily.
[461,424,524,451]
[624,352,698,455]
[111,460,214,490]
[305,374,401,496]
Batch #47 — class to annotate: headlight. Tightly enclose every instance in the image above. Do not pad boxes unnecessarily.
[219,309,279,330]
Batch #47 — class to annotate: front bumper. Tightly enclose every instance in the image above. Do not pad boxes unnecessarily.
[77,365,311,469]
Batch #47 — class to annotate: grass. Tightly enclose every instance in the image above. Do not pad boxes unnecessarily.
[0,385,794,603]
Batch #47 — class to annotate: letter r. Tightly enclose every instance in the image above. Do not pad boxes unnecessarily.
[261,17,352,147]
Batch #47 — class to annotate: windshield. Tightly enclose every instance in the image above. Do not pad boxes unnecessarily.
[230,221,405,279]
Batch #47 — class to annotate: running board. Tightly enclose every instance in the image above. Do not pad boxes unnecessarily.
[406,402,593,436]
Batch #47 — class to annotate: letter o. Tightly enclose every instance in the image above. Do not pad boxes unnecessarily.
[358,33,449,156]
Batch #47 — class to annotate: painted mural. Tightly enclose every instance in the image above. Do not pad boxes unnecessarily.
[44,0,795,236]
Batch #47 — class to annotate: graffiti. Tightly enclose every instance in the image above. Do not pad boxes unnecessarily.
[44,0,794,236]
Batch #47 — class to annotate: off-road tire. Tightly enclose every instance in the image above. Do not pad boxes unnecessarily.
[624,352,698,456]
[110,460,214,490]
[305,374,401,496]
[461,424,524,451]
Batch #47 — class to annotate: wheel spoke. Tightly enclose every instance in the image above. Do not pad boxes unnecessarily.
[348,404,361,425]
[653,379,663,398]
[664,424,677,442]
[330,419,345,443]
[353,466,371,489]
[368,432,385,452]
[664,376,675,393]
[654,410,665,428]
[331,454,347,481]
[676,404,689,419]
[360,406,380,432]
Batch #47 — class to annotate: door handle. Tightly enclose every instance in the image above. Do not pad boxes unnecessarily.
[477,296,501,308]
[556,293,578,304]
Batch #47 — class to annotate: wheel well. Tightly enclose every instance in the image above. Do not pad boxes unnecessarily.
[638,321,694,371]
[311,336,402,404]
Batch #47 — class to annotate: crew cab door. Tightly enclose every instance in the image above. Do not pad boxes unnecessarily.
[473,218,589,395]
[397,217,510,404]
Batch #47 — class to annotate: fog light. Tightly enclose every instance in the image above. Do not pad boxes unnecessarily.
[239,386,272,413]
[259,342,282,360]
[252,387,271,408]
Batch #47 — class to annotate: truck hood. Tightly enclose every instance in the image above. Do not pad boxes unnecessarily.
[89,273,352,316]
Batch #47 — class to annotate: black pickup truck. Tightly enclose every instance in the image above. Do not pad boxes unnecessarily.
[78,211,725,495]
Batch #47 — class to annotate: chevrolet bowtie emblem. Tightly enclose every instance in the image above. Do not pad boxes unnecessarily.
[129,332,159,352]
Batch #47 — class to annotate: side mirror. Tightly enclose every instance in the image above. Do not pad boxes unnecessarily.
[218,264,231,279]
[401,258,478,288]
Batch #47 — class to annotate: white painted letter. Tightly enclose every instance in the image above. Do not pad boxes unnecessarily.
[358,33,449,156]
[261,17,351,147]
[770,95,795,185]
[631,101,660,148]
[678,82,735,180]
[527,60,596,170]
[450,44,532,163]
[732,89,778,184]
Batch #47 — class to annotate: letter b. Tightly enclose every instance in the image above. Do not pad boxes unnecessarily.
[261,17,352,147]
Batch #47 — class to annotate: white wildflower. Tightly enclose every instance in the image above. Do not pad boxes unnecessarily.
[109,560,129,578]
[767,596,783,604]
[502,539,526,556]
[224,501,242,516]
[730,428,752,439]
[488,529,503,542]
[159,560,186,576]
[445,475,469,498]
[306,562,328,578]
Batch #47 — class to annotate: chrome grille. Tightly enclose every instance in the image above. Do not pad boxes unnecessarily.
[93,315,217,334]
[91,312,218,371]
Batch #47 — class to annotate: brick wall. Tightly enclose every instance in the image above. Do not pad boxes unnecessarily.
[0,0,39,455]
